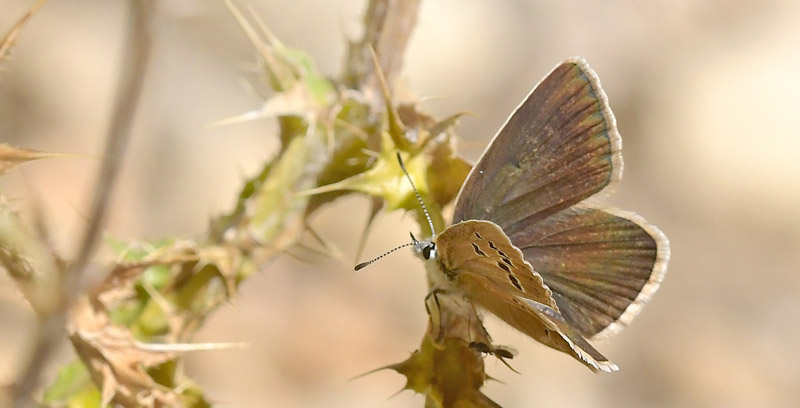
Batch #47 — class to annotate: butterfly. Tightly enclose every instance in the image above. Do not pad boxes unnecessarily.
[359,57,669,372]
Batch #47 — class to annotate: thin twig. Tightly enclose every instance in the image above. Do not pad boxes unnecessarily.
[72,0,153,277]
[11,1,154,406]
[0,0,49,62]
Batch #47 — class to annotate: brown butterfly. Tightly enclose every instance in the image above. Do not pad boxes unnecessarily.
[359,57,669,372]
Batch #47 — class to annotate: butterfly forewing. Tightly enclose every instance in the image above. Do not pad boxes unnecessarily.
[435,220,617,372]
[452,58,621,231]
[436,220,557,309]
[509,207,669,340]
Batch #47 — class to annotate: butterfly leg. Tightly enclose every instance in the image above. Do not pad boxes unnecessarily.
[467,302,493,343]
[423,288,449,315]
[424,288,448,342]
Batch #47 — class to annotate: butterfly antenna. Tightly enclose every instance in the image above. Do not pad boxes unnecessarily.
[354,234,418,271]
[396,152,436,238]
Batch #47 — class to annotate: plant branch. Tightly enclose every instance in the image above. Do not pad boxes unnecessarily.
[11,1,153,406]
[71,0,153,280]
[343,0,421,95]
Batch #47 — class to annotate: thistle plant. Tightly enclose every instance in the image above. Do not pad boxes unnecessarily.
[3,0,508,407]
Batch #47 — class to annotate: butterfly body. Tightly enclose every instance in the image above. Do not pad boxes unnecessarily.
[410,57,669,372]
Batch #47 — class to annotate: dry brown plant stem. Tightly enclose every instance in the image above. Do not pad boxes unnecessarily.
[11,1,154,406]
[344,0,421,96]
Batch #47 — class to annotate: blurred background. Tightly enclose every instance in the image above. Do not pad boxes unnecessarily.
[1,0,799,407]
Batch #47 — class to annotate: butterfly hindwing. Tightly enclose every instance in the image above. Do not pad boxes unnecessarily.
[508,207,670,340]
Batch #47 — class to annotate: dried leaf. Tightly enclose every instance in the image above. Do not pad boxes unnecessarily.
[67,297,180,407]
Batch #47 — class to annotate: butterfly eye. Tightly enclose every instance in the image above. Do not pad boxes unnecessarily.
[422,243,436,260]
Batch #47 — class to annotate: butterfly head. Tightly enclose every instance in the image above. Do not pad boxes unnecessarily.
[354,152,440,271]
[411,232,437,261]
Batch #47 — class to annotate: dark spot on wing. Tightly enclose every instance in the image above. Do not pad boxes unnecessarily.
[470,242,487,257]
[497,261,511,273]
[474,232,483,240]
[496,249,508,258]
[488,241,498,250]
[501,257,512,266]
[507,273,523,291]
